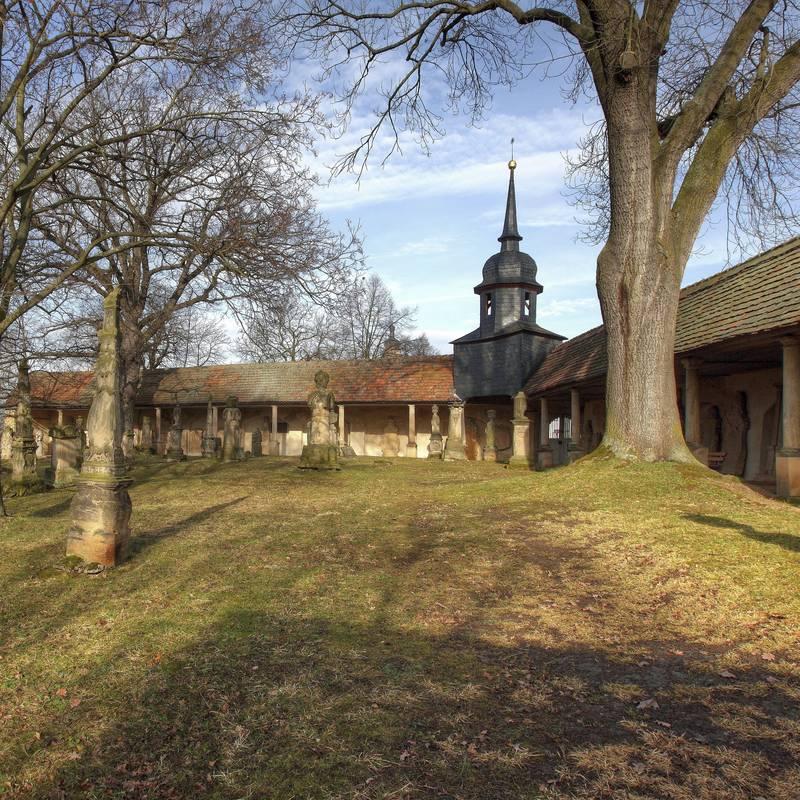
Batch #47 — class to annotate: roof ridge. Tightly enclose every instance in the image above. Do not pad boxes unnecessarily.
[680,236,800,298]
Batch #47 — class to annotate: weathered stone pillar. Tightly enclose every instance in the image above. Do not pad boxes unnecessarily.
[222,396,242,463]
[777,335,800,498]
[536,396,553,470]
[66,288,132,567]
[154,407,162,456]
[9,359,45,496]
[406,404,418,458]
[682,358,708,465]
[568,388,585,462]
[50,424,83,488]
[202,397,216,458]
[443,400,467,460]
[57,409,64,426]
[509,391,532,469]
[428,404,443,459]
[165,404,185,461]
[484,409,497,462]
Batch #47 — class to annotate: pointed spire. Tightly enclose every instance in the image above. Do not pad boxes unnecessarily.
[498,148,522,252]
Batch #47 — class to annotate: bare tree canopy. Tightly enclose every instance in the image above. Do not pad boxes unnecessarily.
[293,0,800,461]
[236,273,437,361]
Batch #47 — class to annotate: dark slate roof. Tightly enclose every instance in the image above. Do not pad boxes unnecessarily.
[451,320,566,344]
[27,356,456,409]
[525,237,800,395]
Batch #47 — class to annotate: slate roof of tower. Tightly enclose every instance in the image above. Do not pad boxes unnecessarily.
[524,236,800,395]
[24,355,457,409]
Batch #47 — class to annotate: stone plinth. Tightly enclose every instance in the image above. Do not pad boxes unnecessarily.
[165,426,185,461]
[777,448,800,499]
[66,288,131,568]
[508,417,532,469]
[300,443,341,470]
[50,427,83,488]
[67,477,132,565]
[536,447,553,470]
[428,404,443,459]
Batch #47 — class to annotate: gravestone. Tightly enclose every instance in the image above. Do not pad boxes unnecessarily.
[300,370,340,470]
[66,288,132,567]
[251,428,263,457]
[8,360,45,496]
[165,404,185,461]
[50,423,83,488]
[443,400,467,461]
[428,404,443,459]
[140,415,154,453]
[484,409,497,462]
[222,396,242,462]
[202,397,216,458]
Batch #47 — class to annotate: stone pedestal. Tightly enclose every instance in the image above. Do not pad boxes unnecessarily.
[508,392,532,469]
[443,401,467,461]
[536,447,553,470]
[777,449,800,499]
[428,404,443,459]
[300,443,341,470]
[50,427,83,488]
[66,288,131,568]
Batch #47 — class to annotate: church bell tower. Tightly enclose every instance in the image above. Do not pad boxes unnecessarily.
[452,158,565,400]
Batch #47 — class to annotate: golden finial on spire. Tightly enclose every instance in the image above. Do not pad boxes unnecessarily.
[508,137,516,170]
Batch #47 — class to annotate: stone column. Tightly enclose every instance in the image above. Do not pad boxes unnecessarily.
[406,404,418,458]
[777,335,800,498]
[270,404,279,455]
[428,404,443,459]
[9,359,44,496]
[155,407,162,456]
[682,357,708,464]
[443,400,467,460]
[66,288,132,567]
[509,391,532,469]
[568,388,585,462]
[484,409,497,462]
[536,396,553,470]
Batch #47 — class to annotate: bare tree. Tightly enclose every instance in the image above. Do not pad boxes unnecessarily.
[295,1,800,461]
[236,273,434,361]
[147,307,232,369]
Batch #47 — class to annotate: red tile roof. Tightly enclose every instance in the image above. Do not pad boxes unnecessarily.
[27,356,456,409]
[525,237,800,395]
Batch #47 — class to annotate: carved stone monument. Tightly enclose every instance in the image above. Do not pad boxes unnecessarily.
[66,288,132,567]
[50,423,83,488]
[140,415,154,453]
[427,404,443,459]
[484,409,497,462]
[222,396,242,462]
[300,370,340,470]
[509,390,533,469]
[165,404,185,461]
[443,399,467,461]
[9,360,45,495]
[251,428,263,457]
[201,397,216,458]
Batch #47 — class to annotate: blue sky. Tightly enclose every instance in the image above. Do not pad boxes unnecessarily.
[304,56,740,354]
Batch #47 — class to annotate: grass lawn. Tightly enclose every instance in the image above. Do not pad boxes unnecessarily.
[1,455,799,799]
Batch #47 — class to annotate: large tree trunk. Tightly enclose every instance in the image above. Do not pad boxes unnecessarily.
[596,74,693,462]
[118,297,146,446]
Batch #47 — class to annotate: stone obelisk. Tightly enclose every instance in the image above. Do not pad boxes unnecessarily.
[66,288,132,567]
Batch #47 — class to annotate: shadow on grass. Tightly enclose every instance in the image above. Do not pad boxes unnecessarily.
[685,513,800,553]
[22,609,798,800]
[27,494,73,518]
[128,497,248,556]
